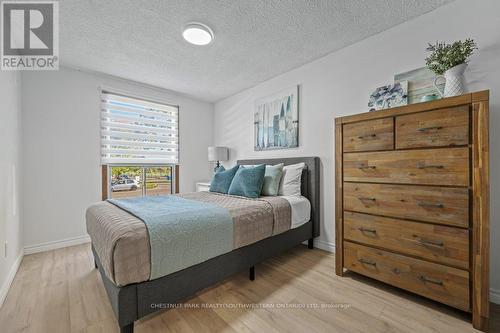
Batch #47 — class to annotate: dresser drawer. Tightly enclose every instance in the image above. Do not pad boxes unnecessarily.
[343,183,469,227]
[396,106,469,149]
[343,118,393,152]
[343,211,469,269]
[344,242,470,311]
[343,147,469,186]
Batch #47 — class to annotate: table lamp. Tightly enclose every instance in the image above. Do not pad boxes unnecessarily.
[208,146,229,172]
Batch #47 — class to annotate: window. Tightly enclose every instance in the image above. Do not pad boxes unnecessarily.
[100,91,179,199]
[101,92,178,164]
[108,165,174,199]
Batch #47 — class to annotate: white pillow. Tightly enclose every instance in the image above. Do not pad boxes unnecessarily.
[278,162,305,196]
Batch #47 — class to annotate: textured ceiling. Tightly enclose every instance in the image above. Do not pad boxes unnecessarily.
[60,0,453,102]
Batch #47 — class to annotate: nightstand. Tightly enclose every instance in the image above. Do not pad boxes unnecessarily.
[196,182,211,192]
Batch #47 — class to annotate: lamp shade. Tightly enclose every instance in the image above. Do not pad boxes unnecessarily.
[208,146,229,161]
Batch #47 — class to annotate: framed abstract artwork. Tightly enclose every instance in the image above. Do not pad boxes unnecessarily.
[254,86,298,151]
[368,81,408,111]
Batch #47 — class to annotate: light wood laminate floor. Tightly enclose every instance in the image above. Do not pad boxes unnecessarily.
[1,244,498,333]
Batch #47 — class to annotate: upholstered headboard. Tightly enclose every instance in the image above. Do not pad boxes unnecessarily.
[236,157,320,238]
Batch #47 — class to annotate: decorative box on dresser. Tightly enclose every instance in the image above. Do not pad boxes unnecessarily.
[335,91,490,331]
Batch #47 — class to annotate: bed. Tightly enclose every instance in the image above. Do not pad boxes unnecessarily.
[87,157,320,333]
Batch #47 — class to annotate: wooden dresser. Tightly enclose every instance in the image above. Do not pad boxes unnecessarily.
[335,91,490,331]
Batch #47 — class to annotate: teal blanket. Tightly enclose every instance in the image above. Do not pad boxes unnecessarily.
[108,195,233,279]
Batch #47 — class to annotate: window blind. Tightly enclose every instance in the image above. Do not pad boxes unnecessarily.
[101,92,179,165]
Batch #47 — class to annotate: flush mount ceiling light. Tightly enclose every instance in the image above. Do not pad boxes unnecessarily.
[182,23,214,46]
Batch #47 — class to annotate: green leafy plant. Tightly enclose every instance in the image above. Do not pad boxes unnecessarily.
[425,39,477,75]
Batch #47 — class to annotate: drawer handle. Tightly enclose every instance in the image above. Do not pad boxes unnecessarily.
[358,197,376,202]
[358,134,377,139]
[417,126,443,132]
[417,238,444,247]
[358,227,377,234]
[358,258,377,266]
[417,164,444,169]
[419,275,444,286]
[358,165,376,170]
[417,202,443,208]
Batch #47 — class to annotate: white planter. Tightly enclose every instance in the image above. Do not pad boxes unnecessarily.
[433,63,467,97]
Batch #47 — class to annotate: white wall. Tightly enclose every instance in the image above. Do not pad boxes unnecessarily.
[214,0,500,301]
[0,71,23,305]
[21,66,214,249]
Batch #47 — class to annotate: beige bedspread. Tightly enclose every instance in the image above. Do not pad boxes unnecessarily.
[86,192,291,286]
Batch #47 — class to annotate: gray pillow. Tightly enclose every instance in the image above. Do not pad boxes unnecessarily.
[261,163,284,196]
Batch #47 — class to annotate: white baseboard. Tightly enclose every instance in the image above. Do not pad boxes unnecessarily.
[0,249,24,308]
[313,239,335,253]
[24,234,91,255]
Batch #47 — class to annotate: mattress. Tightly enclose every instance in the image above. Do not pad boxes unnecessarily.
[86,192,293,286]
[282,195,311,229]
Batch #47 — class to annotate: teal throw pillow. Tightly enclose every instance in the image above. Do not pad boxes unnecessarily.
[228,164,266,198]
[209,165,239,194]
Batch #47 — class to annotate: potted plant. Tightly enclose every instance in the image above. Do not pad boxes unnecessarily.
[425,39,477,97]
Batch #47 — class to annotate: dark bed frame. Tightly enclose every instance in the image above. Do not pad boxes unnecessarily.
[92,157,320,333]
